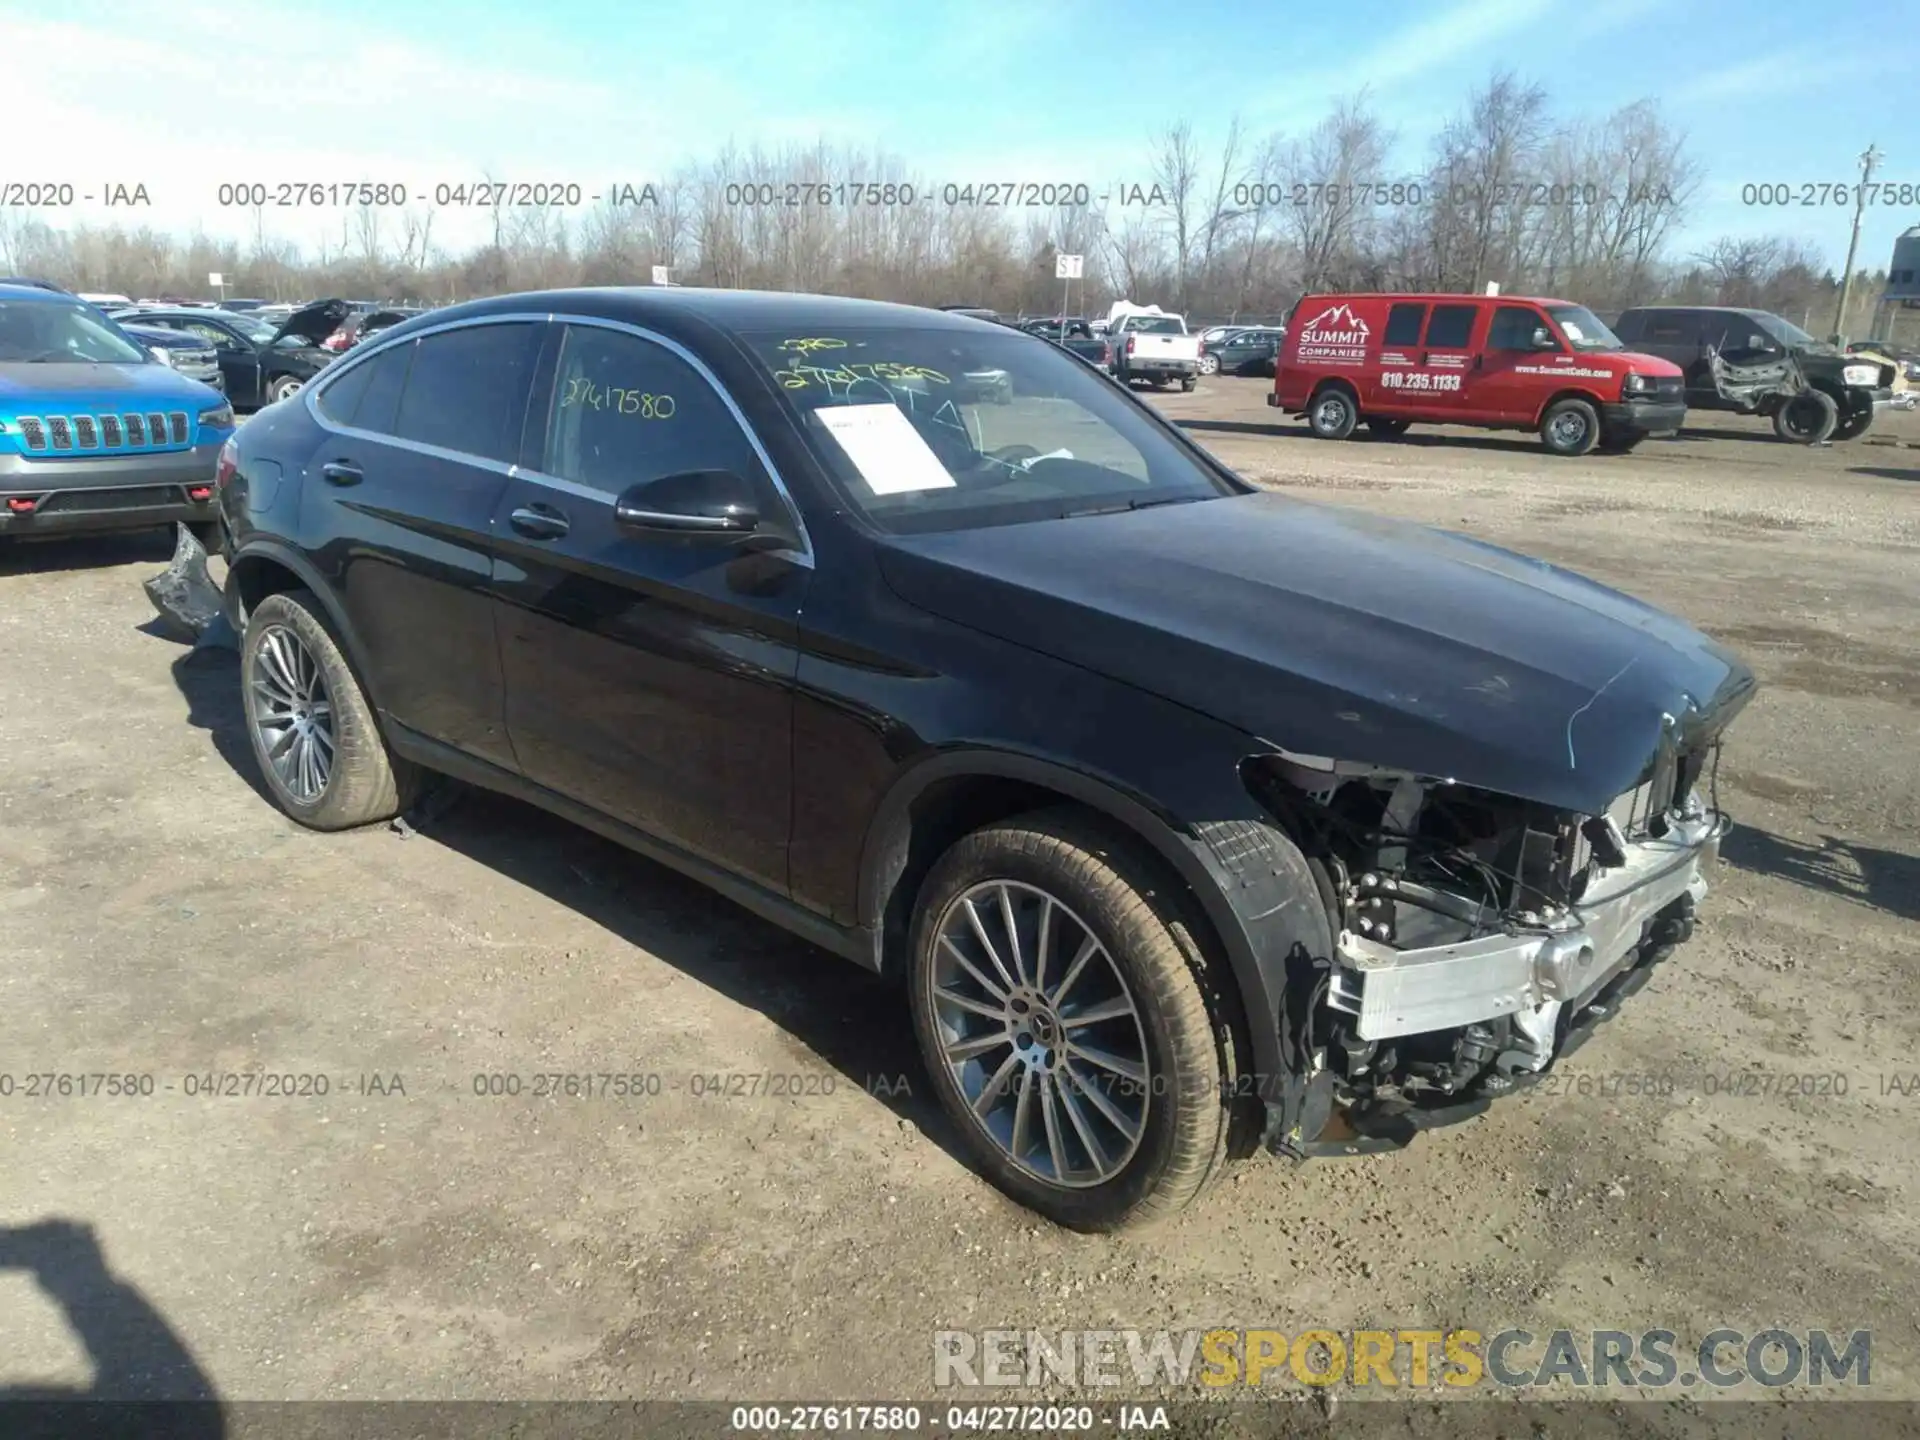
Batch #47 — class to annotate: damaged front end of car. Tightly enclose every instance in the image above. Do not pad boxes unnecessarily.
[1243,723,1737,1157]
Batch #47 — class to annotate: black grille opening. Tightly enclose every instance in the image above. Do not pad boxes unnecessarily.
[49,417,73,450]
[125,414,146,445]
[36,486,177,515]
[169,412,188,444]
[20,418,47,450]
[101,415,123,447]
[75,416,98,449]
[147,412,166,444]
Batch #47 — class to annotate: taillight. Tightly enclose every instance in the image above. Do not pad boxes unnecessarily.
[1100,343,1112,365]
[1126,335,1136,355]
[215,437,239,490]
[7,496,37,513]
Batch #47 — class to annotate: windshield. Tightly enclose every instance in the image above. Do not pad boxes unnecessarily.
[1125,317,1184,334]
[1545,305,1624,352]
[0,299,151,364]
[224,314,278,344]
[741,326,1236,535]
[1758,313,1820,349]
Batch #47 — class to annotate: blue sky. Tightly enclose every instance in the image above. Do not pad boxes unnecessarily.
[6,0,1916,273]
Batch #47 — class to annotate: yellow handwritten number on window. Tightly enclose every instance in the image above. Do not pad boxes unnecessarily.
[561,377,675,418]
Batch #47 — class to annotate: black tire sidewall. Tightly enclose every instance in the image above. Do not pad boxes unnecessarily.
[1541,399,1599,455]
[1309,387,1357,439]
[240,591,401,829]
[906,828,1219,1230]
[1774,390,1837,443]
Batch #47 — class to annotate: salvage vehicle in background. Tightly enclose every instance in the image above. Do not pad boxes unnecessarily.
[111,300,346,410]
[1203,326,1284,378]
[1106,303,1201,390]
[1274,293,1686,455]
[0,281,234,549]
[320,305,427,353]
[201,286,1751,1230]
[118,320,225,392]
[1022,317,1113,370]
[1613,305,1896,443]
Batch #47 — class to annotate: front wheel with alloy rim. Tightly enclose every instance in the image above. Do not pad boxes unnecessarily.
[907,810,1236,1231]
[1539,397,1600,456]
[266,374,305,404]
[1198,356,1218,375]
[241,589,416,830]
[1307,386,1358,440]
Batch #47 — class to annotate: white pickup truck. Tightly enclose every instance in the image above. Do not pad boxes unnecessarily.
[1106,303,1202,390]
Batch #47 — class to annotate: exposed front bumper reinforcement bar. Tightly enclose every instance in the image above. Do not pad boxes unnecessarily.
[1296,810,1726,1159]
[1326,808,1724,1043]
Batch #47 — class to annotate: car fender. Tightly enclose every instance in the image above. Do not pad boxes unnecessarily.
[856,745,1331,1098]
[225,536,384,709]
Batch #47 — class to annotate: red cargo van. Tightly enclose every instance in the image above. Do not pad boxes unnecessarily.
[1270,293,1687,455]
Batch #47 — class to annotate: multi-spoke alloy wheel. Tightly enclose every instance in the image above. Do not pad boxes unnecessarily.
[250,623,335,803]
[929,880,1150,1187]
[239,589,415,830]
[907,810,1238,1231]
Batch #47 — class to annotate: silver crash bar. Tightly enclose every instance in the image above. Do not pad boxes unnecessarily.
[1327,809,1725,1046]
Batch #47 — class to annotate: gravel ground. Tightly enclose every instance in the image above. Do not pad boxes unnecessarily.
[2,381,1916,1420]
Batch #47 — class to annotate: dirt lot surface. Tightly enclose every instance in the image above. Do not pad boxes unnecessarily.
[3,379,1917,1420]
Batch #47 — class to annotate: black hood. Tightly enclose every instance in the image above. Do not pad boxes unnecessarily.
[272,298,350,347]
[875,492,1756,815]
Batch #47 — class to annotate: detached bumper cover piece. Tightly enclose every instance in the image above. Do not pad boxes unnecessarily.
[143,523,238,652]
[1328,808,1725,1042]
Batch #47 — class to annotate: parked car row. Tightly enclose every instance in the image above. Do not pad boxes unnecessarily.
[105,301,347,410]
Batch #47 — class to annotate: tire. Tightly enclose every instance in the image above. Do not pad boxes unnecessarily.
[907,809,1236,1231]
[1831,399,1875,442]
[1306,385,1358,440]
[240,589,416,830]
[1198,356,1218,376]
[1772,389,1838,444]
[266,373,305,405]
[1540,397,1601,456]
[1179,377,1197,393]
[1367,417,1410,439]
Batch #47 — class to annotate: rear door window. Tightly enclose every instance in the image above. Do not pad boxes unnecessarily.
[540,323,767,496]
[324,340,415,435]
[1383,303,1427,347]
[1645,311,1701,346]
[1423,304,1478,349]
[393,322,539,464]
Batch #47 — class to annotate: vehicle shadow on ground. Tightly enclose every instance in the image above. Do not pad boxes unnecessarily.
[1722,825,1920,924]
[0,1218,224,1437]
[161,637,966,1166]
[413,784,962,1150]
[0,531,176,576]
[1849,465,1920,483]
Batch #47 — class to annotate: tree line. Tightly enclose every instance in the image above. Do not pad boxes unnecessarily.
[0,71,1899,338]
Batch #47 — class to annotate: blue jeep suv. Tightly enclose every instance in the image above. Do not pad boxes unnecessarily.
[0,282,236,548]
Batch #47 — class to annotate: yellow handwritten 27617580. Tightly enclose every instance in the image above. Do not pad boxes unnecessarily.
[771,361,951,394]
[561,377,676,418]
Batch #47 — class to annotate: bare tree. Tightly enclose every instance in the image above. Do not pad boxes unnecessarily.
[1147,122,1203,308]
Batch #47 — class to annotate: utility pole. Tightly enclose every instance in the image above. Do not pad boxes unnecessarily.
[1831,143,1882,342]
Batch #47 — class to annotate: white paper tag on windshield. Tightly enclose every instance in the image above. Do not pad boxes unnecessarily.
[815,404,958,495]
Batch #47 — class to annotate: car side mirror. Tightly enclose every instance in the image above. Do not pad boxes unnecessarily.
[614,469,762,539]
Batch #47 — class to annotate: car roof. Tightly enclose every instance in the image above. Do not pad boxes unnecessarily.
[0,283,80,304]
[1618,304,1767,315]
[404,287,1011,338]
[1304,292,1580,307]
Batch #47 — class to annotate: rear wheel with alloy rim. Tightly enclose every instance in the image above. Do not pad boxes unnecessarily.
[907,810,1235,1230]
[267,374,304,404]
[241,589,415,829]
